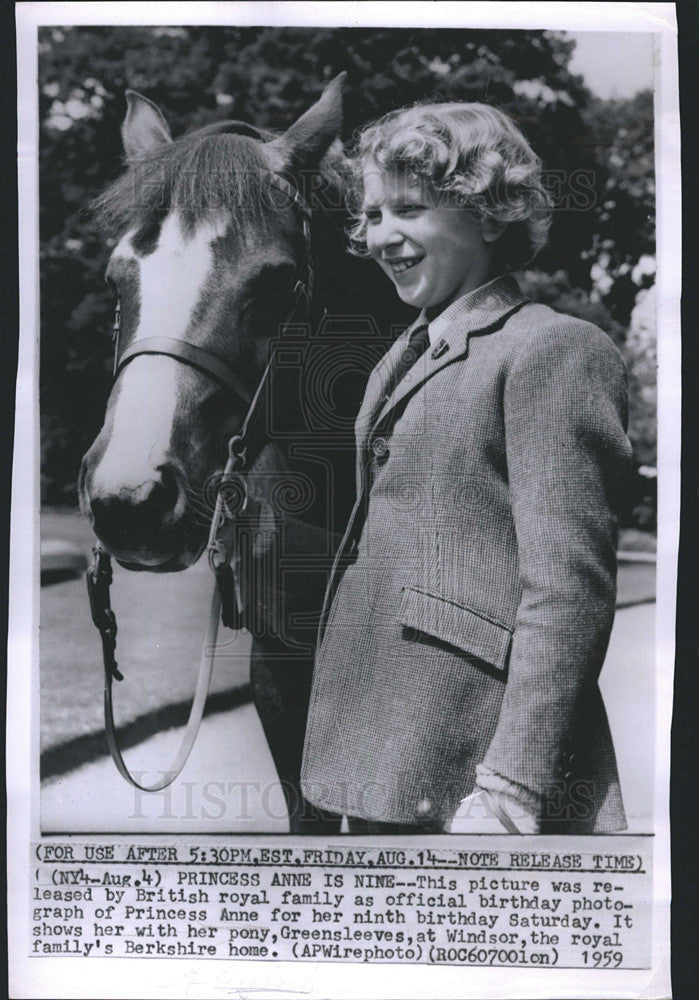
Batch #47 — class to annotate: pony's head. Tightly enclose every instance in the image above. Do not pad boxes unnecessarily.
[79,77,346,570]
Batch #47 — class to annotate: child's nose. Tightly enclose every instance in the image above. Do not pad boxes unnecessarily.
[370,217,404,254]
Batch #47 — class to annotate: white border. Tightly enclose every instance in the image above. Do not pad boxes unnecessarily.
[14,0,677,31]
[11,3,679,998]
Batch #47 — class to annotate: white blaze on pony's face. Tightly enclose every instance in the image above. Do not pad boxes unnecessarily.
[92,216,219,501]
[81,209,229,569]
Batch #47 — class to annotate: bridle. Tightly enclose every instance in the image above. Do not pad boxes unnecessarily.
[87,140,316,791]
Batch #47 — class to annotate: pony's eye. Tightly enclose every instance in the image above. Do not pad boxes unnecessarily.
[242,266,296,327]
[249,265,295,302]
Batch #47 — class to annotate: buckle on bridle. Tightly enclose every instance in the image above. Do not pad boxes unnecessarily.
[292,279,309,310]
[227,434,247,467]
[87,547,113,629]
[86,546,123,681]
[206,434,249,575]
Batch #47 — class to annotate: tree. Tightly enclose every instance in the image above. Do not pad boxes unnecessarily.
[583,90,655,325]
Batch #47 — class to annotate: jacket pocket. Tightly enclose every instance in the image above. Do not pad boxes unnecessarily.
[399,587,513,671]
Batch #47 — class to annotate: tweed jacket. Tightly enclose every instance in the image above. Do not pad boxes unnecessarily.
[300,275,632,833]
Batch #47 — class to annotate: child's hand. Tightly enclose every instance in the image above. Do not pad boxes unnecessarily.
[449,789,538,834]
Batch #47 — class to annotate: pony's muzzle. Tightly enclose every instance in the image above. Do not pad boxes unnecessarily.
[80,452,193,567]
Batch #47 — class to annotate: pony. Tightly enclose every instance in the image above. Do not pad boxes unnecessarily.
[78,75,412,831]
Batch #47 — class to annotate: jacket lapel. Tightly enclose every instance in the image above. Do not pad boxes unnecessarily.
[355,323,420,447]
[370,322,469,432]
[356,276,528,454]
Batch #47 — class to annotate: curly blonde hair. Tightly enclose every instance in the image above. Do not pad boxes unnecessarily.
[347,102,553,270]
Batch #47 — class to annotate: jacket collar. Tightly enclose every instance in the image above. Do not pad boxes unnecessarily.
[424,272,526,345]
[357,275,527,444]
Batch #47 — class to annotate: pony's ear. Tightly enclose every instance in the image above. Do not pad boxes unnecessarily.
[121,90,172,161]
[268,72,346,173]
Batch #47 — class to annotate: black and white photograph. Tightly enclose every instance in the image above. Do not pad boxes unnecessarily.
[9,2,679,997]
[36,15,659,835]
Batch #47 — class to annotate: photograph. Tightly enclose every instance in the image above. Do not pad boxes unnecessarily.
[10,4,680,997]
[36,21,659,837]
[34,17,664,841]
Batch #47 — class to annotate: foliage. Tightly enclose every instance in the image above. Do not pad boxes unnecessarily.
[518,269,626,345]
[38,26,656,514]
[624,286,657,470]
[582,90,655,324]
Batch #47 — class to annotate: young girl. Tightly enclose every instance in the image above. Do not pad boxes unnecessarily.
[300,102,632,834]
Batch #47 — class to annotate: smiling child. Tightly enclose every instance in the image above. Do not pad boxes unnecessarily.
[300,102,632,835]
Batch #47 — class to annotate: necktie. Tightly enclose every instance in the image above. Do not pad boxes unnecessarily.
[365,325,430,498]
[388,324,430,396]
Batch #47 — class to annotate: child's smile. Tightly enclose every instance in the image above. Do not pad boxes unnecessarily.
[386,254,424,276]
[390,257,422,271]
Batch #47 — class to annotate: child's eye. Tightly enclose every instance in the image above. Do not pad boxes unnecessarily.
[363,210,381,225]
[396,205,425,216]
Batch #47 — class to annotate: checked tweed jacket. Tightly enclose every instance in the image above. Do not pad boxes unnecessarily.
[300,275,632,833]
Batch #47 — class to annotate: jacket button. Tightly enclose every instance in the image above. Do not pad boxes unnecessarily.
[371,436,389,458]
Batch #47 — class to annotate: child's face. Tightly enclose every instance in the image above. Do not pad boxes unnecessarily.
[362,166,495,313]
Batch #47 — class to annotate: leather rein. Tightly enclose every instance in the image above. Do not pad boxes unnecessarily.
[87,163,314,792]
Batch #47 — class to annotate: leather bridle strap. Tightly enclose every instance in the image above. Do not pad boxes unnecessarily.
[114,336,254,403]
[103,569,222,793]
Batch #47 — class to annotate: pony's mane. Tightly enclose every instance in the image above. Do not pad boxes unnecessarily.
[91,120,350,241]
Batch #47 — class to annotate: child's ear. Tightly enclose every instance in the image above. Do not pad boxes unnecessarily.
[482,218,508,243]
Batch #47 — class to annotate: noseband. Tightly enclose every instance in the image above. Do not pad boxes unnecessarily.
[87,141,317,792]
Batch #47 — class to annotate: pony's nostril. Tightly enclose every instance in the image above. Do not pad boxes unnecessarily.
[88,466,184,538]
[87,493,112,525]
[156,463,186,520]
